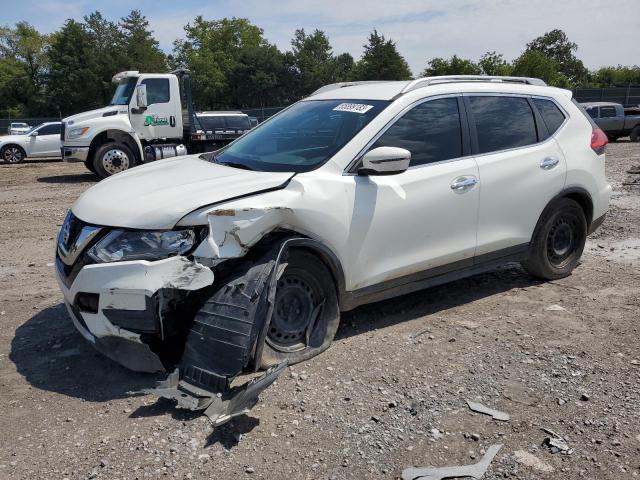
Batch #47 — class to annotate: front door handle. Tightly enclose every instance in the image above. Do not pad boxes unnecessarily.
[540,156,560,170]
[450,175,478,193]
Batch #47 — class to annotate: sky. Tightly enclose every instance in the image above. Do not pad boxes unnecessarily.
[4,0,639,75]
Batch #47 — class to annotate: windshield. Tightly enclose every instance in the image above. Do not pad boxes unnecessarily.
[225,115,251,130]
[25,124,43,135]
[215,99,389,172]
[110,77,138,105]
[12,123,28,128]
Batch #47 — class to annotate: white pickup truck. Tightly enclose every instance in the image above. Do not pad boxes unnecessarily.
[60,70,252,178]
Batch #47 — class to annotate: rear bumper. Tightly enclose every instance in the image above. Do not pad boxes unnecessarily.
[61,146,89,163]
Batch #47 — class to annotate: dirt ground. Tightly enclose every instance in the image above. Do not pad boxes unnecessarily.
[0,143,639,480]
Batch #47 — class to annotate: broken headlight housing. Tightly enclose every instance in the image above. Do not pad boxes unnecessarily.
[87,229,200,263]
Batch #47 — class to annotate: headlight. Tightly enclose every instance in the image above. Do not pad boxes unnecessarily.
[87,229,198,263]
[67,127,90,140]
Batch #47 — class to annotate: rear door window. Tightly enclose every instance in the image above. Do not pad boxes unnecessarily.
[468,96,538,154]
[532,98,566,135]
[372,97,463,167]
[599,106,617,118]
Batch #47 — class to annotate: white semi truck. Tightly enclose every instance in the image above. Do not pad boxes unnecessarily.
[61,69,252,178]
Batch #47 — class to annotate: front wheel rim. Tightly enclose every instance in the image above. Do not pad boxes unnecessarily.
[266,271,323,353]
[3,147,22,163]
[101,148,130,174]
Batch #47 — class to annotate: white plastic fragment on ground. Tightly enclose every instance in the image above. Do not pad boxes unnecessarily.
[401,444,502,480]
[545,304,567,311]
[466,400,510,421]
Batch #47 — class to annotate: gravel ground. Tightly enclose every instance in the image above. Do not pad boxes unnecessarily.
[0,143,639,480]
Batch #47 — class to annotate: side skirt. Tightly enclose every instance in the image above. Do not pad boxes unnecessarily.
[340,244,529,311]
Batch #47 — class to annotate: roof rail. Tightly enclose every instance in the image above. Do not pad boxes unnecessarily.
[311,81,390,96]
[400,75,547,94]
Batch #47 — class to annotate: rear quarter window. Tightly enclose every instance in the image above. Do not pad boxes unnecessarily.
[532,98,566,136]
[468,96,537,154]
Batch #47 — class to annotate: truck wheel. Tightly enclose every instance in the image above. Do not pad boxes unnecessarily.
[606,134,618,142]
[260,250,340,368]
[630,126,640,142]
[93,143,136,178]
[522,198,587,280]
[1,144,25,164]
[84,159,97,174]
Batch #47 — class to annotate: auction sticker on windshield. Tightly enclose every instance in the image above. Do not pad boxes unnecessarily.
[333,103,374,114]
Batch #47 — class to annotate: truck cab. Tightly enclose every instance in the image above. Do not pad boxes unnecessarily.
[61,70,248,178]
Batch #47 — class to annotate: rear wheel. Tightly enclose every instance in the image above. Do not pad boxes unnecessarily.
[522,198,587,280]
[630,126,640,142]
[260,250,340,368]
[606,134,618,142]
[93,142,135,178]
[1,145,25,164]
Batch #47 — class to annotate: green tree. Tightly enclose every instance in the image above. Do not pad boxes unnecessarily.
[585,65,640,87]
[351,30,412,81]
[47,20,101,116]
[525,29,586,83]
[421,55,481,77]
[84,12,126,105]
[173,17,266,109]
[119,10,166,72]
[290,29,352,96]
[0,22,48,114]
[478,51,512,76]
[511,50,570,87]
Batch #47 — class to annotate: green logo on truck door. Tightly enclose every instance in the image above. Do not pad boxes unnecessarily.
[144,115,169,126]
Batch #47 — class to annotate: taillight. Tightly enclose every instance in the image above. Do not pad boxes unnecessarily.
[591,128,608,155]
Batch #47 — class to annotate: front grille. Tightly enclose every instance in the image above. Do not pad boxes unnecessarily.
[60,121,66,141]
[56,212,106,287]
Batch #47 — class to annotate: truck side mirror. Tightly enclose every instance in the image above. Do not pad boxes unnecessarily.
[136,84,148,109]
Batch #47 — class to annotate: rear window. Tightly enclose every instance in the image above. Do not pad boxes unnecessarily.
[599,106,617,118]
[532,98,566,135]
[468,96,537,154]
[225,115,251,130]
[197,116,225,130]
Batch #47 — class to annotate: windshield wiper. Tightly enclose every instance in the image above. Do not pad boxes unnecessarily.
[217,161,254,171]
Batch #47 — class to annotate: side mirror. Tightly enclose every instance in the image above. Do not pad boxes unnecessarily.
[135,84,148,109]
[29,130,39,137]
[358,146,411,176]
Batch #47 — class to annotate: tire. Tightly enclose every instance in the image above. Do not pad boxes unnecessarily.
[630,126,640,142]
[1,144,26,164]
[522,198,587,280]
[84,159,97,174]
[606,134,618,142]
[260,250,340,368]
[92,142,136,178]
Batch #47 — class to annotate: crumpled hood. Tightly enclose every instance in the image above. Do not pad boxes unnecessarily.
[63,106,126,125]
[72,155,295,229]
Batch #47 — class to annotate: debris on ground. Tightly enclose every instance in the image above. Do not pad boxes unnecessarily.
[466,400,510,421]
[401,444,502,480]
[542,427,572,454]
[513,450,554,473]
[544,304,567,312]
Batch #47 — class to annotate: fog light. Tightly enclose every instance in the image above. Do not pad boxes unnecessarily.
[75,292,99,313]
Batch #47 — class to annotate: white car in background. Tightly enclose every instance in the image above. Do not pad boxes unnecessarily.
[0,122,62,164]
[7,122,31,135]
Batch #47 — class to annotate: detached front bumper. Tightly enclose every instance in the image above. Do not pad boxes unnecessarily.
[55,255,214,372]
[61,146,89,163]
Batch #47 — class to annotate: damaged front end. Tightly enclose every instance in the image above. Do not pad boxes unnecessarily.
[55,210,297,425]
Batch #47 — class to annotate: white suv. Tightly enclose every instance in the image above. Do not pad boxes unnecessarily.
[55,76,610,420]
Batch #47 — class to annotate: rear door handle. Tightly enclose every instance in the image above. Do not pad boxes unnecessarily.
[540,156,560,170]
[450,175,478,193]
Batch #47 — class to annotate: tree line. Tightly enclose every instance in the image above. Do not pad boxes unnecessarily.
[1,11,639,118]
